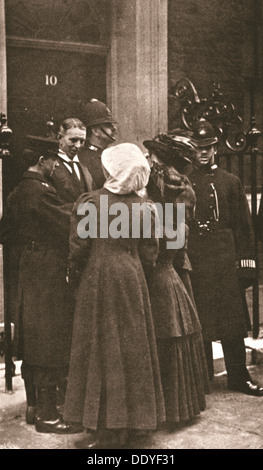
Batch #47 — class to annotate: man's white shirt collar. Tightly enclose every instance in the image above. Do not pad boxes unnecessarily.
[58,150,80,163]
[58,150,81,179]
[88,144,99,151]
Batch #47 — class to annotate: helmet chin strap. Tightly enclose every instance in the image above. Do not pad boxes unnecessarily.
[100,127,116,142]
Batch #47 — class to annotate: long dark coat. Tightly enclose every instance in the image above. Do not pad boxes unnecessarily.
[188,165,255,342]
[146,167,199,338]
[146,166,210,423]
[64,188,165,431]
[79,144,105,189]
[3,156,91,332]
[0,171,74,368]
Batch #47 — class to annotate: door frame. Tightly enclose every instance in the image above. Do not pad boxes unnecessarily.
[7,35,108,56]
[0,0,7,323]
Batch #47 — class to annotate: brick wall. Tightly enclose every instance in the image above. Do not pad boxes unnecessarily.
[167,0,256,130]
[167,0,263,192]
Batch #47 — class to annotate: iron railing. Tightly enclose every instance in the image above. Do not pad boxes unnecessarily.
[0,113,13,391]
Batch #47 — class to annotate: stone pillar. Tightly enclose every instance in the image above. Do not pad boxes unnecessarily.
[0,0,7,323]
[108,0,168,150]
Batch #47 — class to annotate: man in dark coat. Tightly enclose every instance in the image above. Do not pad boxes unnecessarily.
[48,118,93,411]
[188,118,263,396]
[78,99,117,189]
[0,136,82,433]
[50,117,93,201]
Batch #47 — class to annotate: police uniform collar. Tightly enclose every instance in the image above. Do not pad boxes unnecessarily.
[22,170,51,185]
[87,143,100,151]
[198,163,218,174]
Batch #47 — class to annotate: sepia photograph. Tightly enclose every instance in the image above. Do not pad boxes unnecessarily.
[0,0,263,456]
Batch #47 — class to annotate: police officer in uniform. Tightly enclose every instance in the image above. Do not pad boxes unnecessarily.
[0,136,83,433]
[79,99,117,189]
[188,118,263,396]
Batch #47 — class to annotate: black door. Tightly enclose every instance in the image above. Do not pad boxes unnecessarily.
[5,46,107,195]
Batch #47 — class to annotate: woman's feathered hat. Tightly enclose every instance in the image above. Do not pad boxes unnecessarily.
[143,130,195,168]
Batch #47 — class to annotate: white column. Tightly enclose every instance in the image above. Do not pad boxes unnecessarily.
[107,0,168,150]
[0,0,7,323]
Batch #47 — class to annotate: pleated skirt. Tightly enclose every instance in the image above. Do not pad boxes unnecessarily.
[157,333,210,423]
[146,261,210,423]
